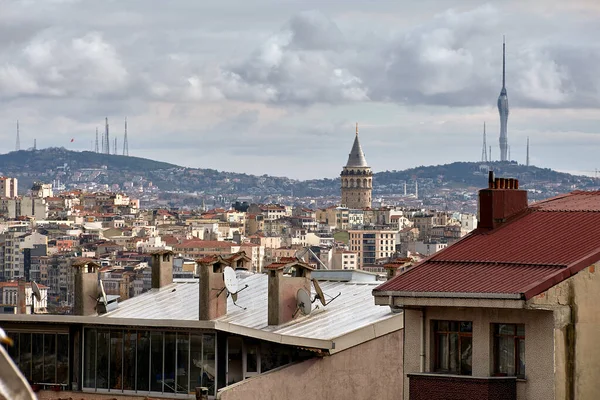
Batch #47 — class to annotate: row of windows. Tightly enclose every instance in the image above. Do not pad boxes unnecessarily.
[3,332,69,385]
[433,320,525,378]
[83,328,216,396]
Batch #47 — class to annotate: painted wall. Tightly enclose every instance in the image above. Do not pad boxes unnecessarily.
[529,263,600,400]
[403,307,554,400]
[217,329,403,400]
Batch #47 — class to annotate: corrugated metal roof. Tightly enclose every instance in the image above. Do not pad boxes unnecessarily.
[374,191,600,299]
[101,274,397,342]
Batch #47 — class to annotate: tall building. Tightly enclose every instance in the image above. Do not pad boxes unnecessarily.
[0,177,18,198]
[340,123,372,208]
[498,36,510,162]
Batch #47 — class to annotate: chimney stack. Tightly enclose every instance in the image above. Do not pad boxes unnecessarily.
[198,256,228,320]
[383,258,413,280]
[151,250,174,289]
[266,258,313,326]
[17,279,27,314]
[478,171,528,229]
[72,258,100,316]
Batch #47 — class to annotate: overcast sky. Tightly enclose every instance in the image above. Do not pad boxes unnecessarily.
[2,0,600,179]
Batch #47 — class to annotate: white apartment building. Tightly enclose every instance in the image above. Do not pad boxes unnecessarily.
[348,229,399,268]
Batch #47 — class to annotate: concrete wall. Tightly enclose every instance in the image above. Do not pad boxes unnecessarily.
[218,329,403,400]
[403,307,554,400]
[529,263,600,400]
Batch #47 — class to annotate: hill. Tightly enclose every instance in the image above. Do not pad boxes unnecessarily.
[0,148,594,202]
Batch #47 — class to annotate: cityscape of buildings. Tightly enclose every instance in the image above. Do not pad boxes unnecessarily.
[0,6,599,400]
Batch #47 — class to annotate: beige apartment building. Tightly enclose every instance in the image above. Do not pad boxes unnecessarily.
[348,229,398,268]
[0,176,18,198]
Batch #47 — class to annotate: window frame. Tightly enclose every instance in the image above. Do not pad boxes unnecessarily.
[492,323,525,379]
[432,320,473,376]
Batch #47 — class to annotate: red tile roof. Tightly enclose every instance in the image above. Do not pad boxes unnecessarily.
[375,191,600,300]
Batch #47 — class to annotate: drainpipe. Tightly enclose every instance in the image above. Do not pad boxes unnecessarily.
[420,308,426,372]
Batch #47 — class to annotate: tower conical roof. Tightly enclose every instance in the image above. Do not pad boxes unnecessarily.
[346,132,368,168]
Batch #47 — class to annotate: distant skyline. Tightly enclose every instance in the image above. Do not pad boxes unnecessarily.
[2,0,600,179]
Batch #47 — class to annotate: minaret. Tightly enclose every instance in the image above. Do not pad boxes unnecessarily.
[16,121,20,151]
[498,36,509,162]
[526,137,530,166]
[340,123,372,209]
[481,122,488,163]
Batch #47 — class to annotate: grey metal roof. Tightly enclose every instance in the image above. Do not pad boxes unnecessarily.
[345,134,369,168]
[100,274,400,345]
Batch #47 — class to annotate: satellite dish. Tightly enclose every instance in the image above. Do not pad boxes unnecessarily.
[296,288,312,316]
[31,281,41,302]
[312,279,341,307]
[223,266,239,294]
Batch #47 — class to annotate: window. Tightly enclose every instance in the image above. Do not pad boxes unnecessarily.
[433,320,472,375]
[493,324,525,378]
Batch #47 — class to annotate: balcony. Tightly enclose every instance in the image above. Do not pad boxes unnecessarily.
[408,373,516,400]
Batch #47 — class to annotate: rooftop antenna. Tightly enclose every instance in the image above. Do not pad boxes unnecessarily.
[31,281,41,314]
[95,128,99,153]
[123,117,129,156]
[16,120,20,151]
[223,266,248,309]
[355,122,358,136]
[526,137,530,166]
[481,122,488,163]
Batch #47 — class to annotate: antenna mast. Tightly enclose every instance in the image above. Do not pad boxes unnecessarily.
[502,35,506,89]
[104,117,110,155]
[481,122,488,162]
[33,138,36,150]
[123,117,129,156]
[95,128,99,153]
[16,120,20,151]
[114,137,117,155]
[526,137,530,166]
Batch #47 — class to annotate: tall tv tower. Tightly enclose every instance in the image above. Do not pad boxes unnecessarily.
[481,122,488,163]
[123,117,129,156]
[104,117,110,155]
[15,121,20,151]
[498,36,509,162]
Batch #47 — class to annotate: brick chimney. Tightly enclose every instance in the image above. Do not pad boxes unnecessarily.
[17,279,27,314]
[72,258,100,316]
[198,256,228,320]
[383,258,413,280]
[266,258,313,326]
[151,250,174,289]
[478,171,528,230]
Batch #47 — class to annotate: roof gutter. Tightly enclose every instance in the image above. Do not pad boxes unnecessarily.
[373,290,523,300]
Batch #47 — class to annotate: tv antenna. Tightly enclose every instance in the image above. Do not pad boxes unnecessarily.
[31,281,41,314]
[312,278,341,307]
[293,288,312,317]
[221,266,248,309]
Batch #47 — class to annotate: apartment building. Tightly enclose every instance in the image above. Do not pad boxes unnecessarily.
[348,229,399,268]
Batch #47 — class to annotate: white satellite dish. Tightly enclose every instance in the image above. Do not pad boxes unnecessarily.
[31,281,41,302]
[296,288,312,316]
[223,266,239,294]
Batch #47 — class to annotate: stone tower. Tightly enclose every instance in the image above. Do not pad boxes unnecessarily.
[340,123,372,208]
